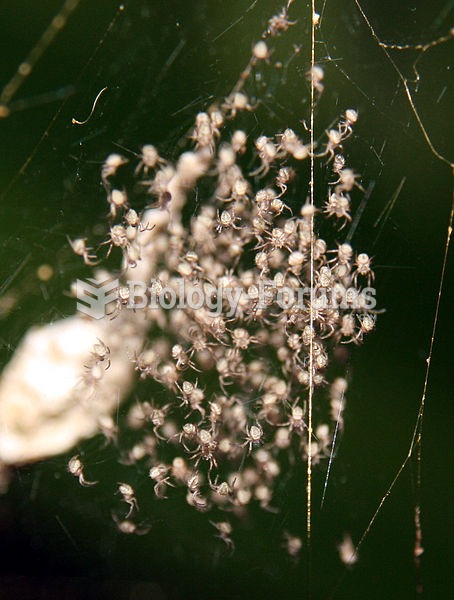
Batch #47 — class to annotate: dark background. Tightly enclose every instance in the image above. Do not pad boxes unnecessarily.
[0,1,452,599]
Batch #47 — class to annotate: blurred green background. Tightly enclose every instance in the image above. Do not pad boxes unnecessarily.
[0,1,452,598]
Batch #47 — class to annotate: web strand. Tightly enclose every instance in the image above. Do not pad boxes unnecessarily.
[0,0,82,118]
[306,0,317,592]
[353,0,453,169]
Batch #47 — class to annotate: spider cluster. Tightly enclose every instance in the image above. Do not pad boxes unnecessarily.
[68,2,378,558]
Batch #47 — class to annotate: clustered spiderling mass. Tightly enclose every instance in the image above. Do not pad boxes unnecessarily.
[69,4,377,555]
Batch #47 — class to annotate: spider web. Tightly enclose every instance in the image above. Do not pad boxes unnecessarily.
[0,1,452,598]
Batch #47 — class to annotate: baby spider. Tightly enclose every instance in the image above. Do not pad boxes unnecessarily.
[101,153,127,187]
[97,414,118,446]
[324,192,351,228]
[222,92,254,119]
[355,313,376,342]
[149,464,174,499]
[134,144,164,176]
[176,422,199,452]
[101,224,129,258]
[254,484,278,513]
[192,112,219,151]
[90,338,111,370]
[307,64,325,95]
[190,429,218,471]
[176,379,206,420]
[320,128,343,162]
[281,405,307,436]
[252,40,270,61]
[208,475,233,499]
[229,175,250,204]
[210,521,234,555]
[337,313,358,344]
[124,209,155,240]
[283,531,302,561]
[108,189,129,219]
[67,237,99,266]
[215,208,242,233]
[108,284,132,319]
[275,166,295,197]
[112,513,150,536]
[144,402,172,440]
[267,7,297,37]
[171,344,199,372]
[243,422,264,453]
[231,129,248,154]
[339,108,358,139]
[259,226,295,253]
[316,265,335,291]
[332,153,346,174]
[117,482,139,518]
[79,361,105,396]
[334,168,364,193]
[352,253,374,286]
[328,242,353,267]
[231,327,258,352]
[250,135,279,177]
[187,472,201,496]
[67,455,98,487]
[187,474,210,512]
